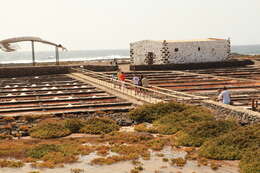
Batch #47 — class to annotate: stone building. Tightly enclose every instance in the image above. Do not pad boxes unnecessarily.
[130,38,231,65]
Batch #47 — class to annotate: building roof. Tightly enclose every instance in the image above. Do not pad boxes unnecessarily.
[131,38,227,44]
[158,38,226,43]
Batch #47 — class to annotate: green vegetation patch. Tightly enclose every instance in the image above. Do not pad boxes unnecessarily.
[80,117,120,134]
[175,120,238,147]
[91,144,150,165]
[64,119,85,133]
[239,147,260,173]
[134,123,159,133]
[171,157,187,167]
[129,102,189,123]
[0,159,24,168]
[153,107,214,135]
[26,144,61,159]
[26,142,96,168]
[199,124,260,160]
[29,119,71,139]
[102,132,153,144]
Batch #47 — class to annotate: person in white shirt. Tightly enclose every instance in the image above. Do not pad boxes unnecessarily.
[132,74,140,94]
[132,75,140,85]
[218,86,231,104]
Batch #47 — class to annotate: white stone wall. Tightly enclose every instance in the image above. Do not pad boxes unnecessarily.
[130,39,230,65]
[167,40,230,64]
[130,40,162,65]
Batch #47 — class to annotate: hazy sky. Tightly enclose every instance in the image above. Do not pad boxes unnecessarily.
[0,0,259,50]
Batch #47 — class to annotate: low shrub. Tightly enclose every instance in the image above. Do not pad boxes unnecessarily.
[102,132,153,144]
[129,102,189,123]
[199,124,260,160]
[162,158,169,162]
[91,143,152,165]
[29,119,71,139]
[146,138,168,151]
[31,161,56,169]
[132,165,144,172]
[134,123,158,133]
[239,148,260,173]
[42,152,78,164]
[111,144,149,159]
[175,120,238,147]
[171,157,187,167]
[64,119,85,133]
[0,159,24,168]
[80,117,119,134]
[153,107,214,135]
[132,160,142,165]
[26,142,95,168]
[26,144,60,159]
[210,161,220,170]
[91,154,139,165]
[130,169,140,173]
[70,168,85,173]
[96,145,110,156]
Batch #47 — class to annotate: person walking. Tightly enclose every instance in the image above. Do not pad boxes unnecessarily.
[111,74,116,87]
[139,75,144,93]
[218,86,231,104]
[141,75,149,94]
[119,72,126,88]
[116,69,121,88]
[139,75,143,86]
[141,75,149,88]
[132,74,140,94]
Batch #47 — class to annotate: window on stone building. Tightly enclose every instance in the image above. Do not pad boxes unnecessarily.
[174,48,179,52]
[198,47,201,51]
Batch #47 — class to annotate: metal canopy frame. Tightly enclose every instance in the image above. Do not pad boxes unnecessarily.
[0,37,67,66]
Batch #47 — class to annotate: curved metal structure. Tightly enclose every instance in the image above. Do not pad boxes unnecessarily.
[0,36,67,65]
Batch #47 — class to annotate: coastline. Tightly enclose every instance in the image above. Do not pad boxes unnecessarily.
[0,58,130,67]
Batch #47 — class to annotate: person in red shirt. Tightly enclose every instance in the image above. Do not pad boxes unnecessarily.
[119,72,126,88]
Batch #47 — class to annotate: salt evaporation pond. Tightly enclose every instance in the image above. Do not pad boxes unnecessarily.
[0,146,239,173]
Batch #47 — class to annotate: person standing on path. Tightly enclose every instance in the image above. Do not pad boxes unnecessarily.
[132,74,140,94]
[141,75,149,94]
[119,72,126,88]
[218,86,231,104]
[139,75,144,93]
[141,75,149,87]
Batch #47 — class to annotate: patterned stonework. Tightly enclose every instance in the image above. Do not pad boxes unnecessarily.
[130,48,134,64]
[130,39,230,65]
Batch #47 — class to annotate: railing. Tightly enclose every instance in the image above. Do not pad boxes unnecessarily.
[71,67,208,104]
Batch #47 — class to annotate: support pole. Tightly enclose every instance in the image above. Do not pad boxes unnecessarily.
[252,99,256,111]
[31,41,35,66]
[55,46,59,65]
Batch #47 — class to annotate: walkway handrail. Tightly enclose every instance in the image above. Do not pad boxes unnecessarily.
[78,68,208,100]
[71,67,208,103]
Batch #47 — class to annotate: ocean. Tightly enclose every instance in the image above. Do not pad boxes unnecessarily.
[0,45,259,64]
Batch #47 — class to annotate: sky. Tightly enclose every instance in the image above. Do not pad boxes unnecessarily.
[0,0,259,50]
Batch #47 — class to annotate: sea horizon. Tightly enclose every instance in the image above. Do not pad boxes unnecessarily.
[0,44,259,64]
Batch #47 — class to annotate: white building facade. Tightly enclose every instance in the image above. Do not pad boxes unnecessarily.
[130,38,231,65]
